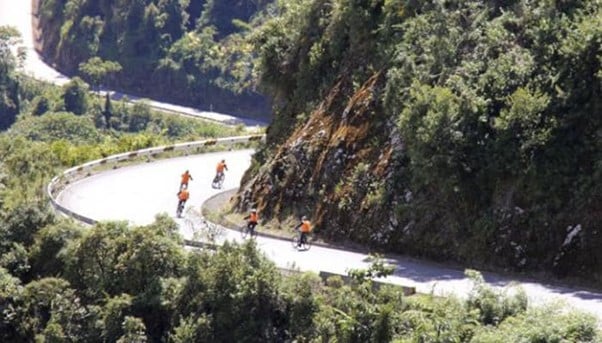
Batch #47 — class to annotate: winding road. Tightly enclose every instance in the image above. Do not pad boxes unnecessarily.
[3,0,602,325]
[55,150,602,322]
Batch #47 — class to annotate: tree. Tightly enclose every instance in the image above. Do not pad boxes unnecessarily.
[173,241,288,342]
[103,92,113,126]
[0,26,24,129]
[62,77,90,115]
[78,57,122,92]
[31,96,50,116]
[0,201,55,254]
[116,317,148,343]
[127,100,152,132]
[28,221,83,279]
[5,277,99,341]
[0,267,21,341]
[102,294,134,342]
[9,112,102,143]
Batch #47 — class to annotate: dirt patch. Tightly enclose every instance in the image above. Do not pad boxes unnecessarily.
[202,189,237,216]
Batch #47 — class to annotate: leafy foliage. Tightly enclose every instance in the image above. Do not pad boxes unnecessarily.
[10,111,102,143]
[0,26,24,129]
[62,77,90,115]
[79,57,122,91]
[246,0,602,283]
[38,0,271,118]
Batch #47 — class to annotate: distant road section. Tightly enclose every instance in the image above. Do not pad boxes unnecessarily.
[0,0,268,127]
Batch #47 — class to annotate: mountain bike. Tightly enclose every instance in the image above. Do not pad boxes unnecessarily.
[212,172,225,189]
[291,229,312,251]
[241,222,258,239]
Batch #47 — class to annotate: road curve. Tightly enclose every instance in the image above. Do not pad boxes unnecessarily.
[56,150,602,323]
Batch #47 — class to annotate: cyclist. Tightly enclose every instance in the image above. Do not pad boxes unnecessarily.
[180,170,193,189]
[295,215,312,247]
[243,208,259,236]
[214,159,228,184]
[176,186,190,216]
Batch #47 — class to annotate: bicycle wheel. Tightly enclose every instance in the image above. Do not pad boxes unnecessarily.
[291,234,300,248]
[302,235,312,250]
[241,225,249,239]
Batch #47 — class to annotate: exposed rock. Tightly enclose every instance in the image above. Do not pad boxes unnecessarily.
[234,72,403,246]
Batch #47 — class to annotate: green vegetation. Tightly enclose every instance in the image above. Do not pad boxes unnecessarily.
[242,0,602,282]
[0,25,245,210]
[79,57,122,92]
[38,0,272,118]
[0,26,24,129]
[1,208,599,342]
[2,1,601,340]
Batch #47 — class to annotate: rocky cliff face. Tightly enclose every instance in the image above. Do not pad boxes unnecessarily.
[236,72,408,247]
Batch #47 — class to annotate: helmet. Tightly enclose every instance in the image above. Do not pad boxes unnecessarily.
[301,215,307,220]
[251,208,257,212]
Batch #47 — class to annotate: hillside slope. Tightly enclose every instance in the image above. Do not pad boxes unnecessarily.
[35,0,272,118]
[236,0,602,282]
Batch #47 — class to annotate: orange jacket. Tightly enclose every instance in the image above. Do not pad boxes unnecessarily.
[249,212,258,223]
[178,189,190,201]
[181,172,192,184]
[216,162,227,173]
[300,220,311,233]
[244,212,258,223]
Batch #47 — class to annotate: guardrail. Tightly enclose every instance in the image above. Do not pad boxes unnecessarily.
[46,134,265,227]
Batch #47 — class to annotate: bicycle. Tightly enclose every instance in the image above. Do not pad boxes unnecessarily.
[176,201,186,218]
[241,222,258,239]
[291,229,312,251]
[212,173,225,189]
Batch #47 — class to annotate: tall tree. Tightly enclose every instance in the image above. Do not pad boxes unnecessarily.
[62,77,89,115]
[0,26,24,130]
[78,57,122,92]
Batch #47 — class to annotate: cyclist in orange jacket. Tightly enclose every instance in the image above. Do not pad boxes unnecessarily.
[213,159,228,187]
[176,186,190,217]
[243,208,259,236]
[295,215,312,247]
[216,159,228,178]
[180,170,193,189]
